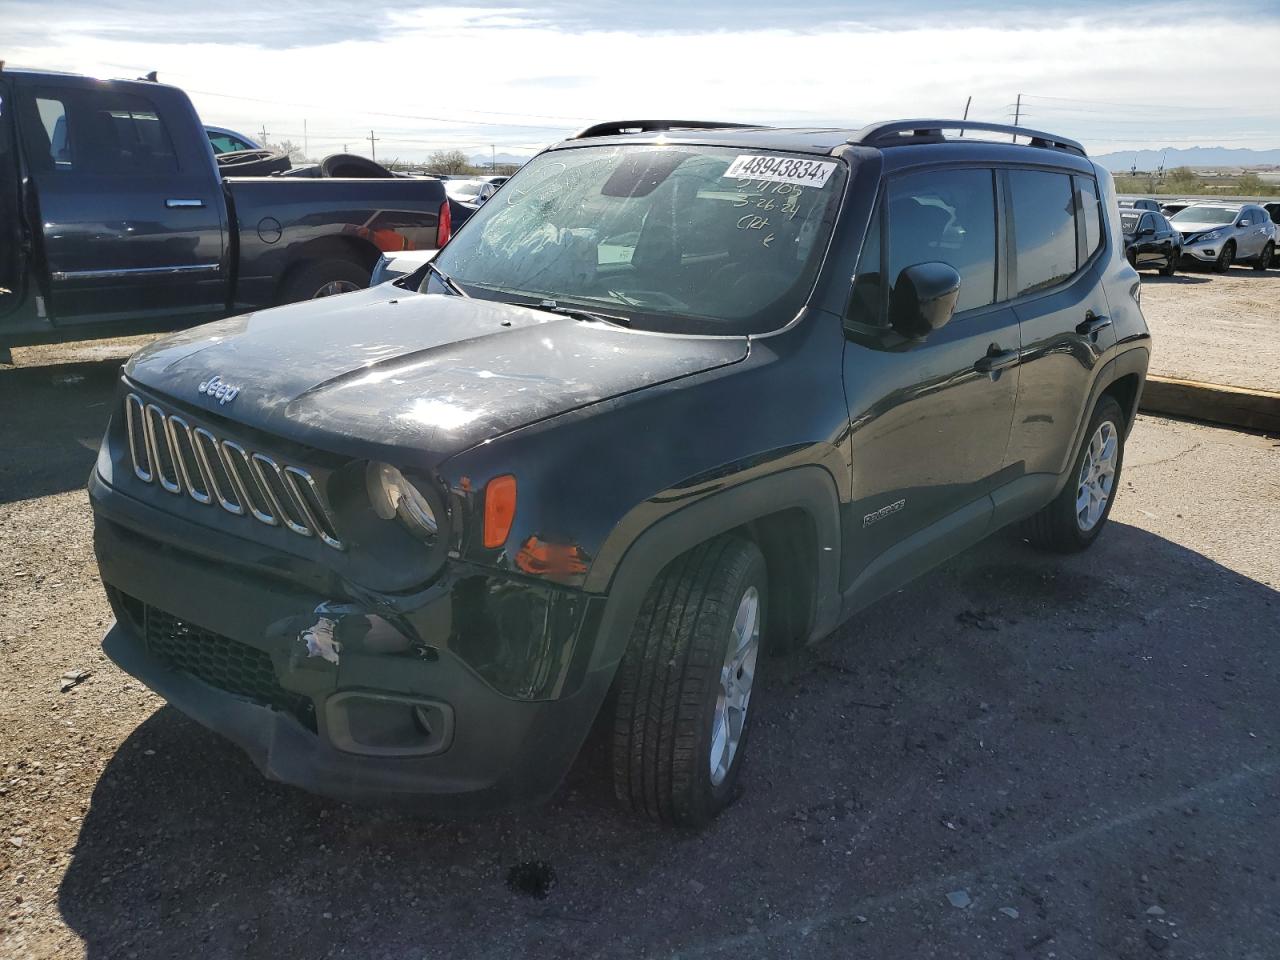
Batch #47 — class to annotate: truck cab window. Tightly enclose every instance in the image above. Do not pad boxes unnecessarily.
[32,89,179,175]
[36,97,71,169]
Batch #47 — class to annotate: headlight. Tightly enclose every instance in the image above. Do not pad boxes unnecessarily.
[366,462,438,539]
[1197,230,1222,243]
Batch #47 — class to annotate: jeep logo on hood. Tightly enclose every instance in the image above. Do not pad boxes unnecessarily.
[197,375,240,405]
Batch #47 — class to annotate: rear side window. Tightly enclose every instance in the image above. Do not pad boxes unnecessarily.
[887,167,997,314]
[1009,170,1077,296]
[1074,176,1103,260]
[29,88,178,175]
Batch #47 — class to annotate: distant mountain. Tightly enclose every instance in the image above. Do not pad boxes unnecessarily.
[468,152,530,169]
[1094,146,1280,172]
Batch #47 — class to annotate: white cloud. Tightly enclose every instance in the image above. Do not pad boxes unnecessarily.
[7,3,1278,161]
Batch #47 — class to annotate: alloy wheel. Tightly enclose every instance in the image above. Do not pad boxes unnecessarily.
[313,280,360,298]
[709,586,760,787]
[1076,421,1118,532]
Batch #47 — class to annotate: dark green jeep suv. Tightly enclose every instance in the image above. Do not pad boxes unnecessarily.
[90,119,1149,825]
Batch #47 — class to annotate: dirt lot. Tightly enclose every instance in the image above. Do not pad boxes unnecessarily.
[1137,268,1280,393]
[1,346,1278,959]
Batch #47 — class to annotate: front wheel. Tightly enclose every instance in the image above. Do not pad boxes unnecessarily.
[611,536,766,827]
[1021,396,1126,553]
[1160,247,1178,277]
[1254,242,1274,272]
[1214,241,1235,274]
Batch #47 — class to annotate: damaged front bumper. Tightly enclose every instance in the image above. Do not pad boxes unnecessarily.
[89,470,615,811]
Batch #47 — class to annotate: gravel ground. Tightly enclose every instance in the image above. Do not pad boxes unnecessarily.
[1138,268,1280,392]
[1,351,1278,960]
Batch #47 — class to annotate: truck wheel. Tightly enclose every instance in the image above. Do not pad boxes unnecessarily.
[1254,242,1274,271]
[1021,396,1126,553]
[214,149,291,178]
[278,259,370,304]
[611,536,767,827]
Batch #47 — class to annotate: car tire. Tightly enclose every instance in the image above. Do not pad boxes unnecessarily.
[1021,396,1126,554]
[1254,242,1274,272]
[1160,248,1178,277]
[277,258,370,304]
[318,153,395,179]
[1214,241,1235,274]
[215,149,292,178]
[611,535,766,827]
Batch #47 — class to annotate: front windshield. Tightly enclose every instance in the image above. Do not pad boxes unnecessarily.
[1171,205,1238,225]
[427,144,847,334]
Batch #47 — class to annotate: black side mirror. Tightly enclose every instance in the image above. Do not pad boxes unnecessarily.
[889,262,961,340]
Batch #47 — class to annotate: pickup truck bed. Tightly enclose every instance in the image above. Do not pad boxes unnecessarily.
[0,68,451,347]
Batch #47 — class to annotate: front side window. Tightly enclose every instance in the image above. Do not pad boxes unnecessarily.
[1009,169,1077,296]
[429,144,847,334]
[886,167,997,314]
[35,88,179,175]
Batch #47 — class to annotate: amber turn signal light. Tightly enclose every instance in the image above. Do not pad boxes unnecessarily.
[483,474,517,548]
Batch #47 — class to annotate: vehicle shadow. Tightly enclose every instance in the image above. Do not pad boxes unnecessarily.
[0,359,121,504]
[57,521,1280,959]
[1140,273,1210,285]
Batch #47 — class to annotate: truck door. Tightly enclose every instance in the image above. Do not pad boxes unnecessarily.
[15,80,227,328]
[0,78,28,322]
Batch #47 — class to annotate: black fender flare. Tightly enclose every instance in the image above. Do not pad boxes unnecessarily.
[585,466,843,673]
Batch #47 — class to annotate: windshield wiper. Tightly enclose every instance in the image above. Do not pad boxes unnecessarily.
[525,299,631,328]
[425,262,469,298]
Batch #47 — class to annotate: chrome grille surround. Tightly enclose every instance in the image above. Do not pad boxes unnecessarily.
[123,392,344,550]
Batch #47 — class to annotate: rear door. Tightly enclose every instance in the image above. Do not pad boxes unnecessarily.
[841,165,1020,585]
[1003,168,1115,483]
[15,80,227,328]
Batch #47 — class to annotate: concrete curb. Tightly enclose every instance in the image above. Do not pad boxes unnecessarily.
[1140,375,1280,434]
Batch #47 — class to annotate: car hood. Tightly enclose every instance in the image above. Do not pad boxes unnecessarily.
[1170,220,1228,233]
[124,286,748,463]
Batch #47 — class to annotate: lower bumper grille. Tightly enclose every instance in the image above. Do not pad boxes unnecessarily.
[143,604,315,729]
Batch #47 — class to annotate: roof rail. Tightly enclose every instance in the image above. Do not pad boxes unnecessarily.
[849,120,1086,157]
[571,119,762,140]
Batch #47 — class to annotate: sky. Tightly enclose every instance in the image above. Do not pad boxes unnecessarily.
[6,0,1280,165]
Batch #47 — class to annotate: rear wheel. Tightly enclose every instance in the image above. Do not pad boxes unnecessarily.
[1254,241,1274,272]
[1021,396,1126,553]
[277,258,370,304]
[1214,241,1235,274]
[611,536,766,827]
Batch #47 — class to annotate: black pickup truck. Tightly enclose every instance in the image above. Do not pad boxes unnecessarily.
[0,68,451,349]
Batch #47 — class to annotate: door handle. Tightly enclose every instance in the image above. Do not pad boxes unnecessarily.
[165,198,205,208]
[974,346,1019,374]
[1076,313,1112,339]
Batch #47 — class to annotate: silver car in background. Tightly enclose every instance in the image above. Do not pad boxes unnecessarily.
[1169,203,1276,273]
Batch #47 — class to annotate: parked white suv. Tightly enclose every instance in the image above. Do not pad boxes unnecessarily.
[1169,203,1275,273]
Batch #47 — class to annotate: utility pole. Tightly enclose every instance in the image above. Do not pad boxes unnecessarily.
[367,129,379,162]
[259,124,269,145]
[491,144,496,172]
[960,96,971,137]
[303,119,308,160]
[1011,93,1022,139]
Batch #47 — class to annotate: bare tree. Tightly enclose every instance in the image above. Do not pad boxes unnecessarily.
[426,149,475,175]
[265,139,307,162]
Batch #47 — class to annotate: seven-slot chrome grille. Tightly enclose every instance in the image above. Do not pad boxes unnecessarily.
[123,392,344,550]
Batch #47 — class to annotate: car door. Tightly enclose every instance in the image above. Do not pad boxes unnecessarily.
[1153,214,1176,261]
[1002,169,1116,494]
[15,81,227,328]
[841,165,1020,595]
[1134,213,1155,264]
